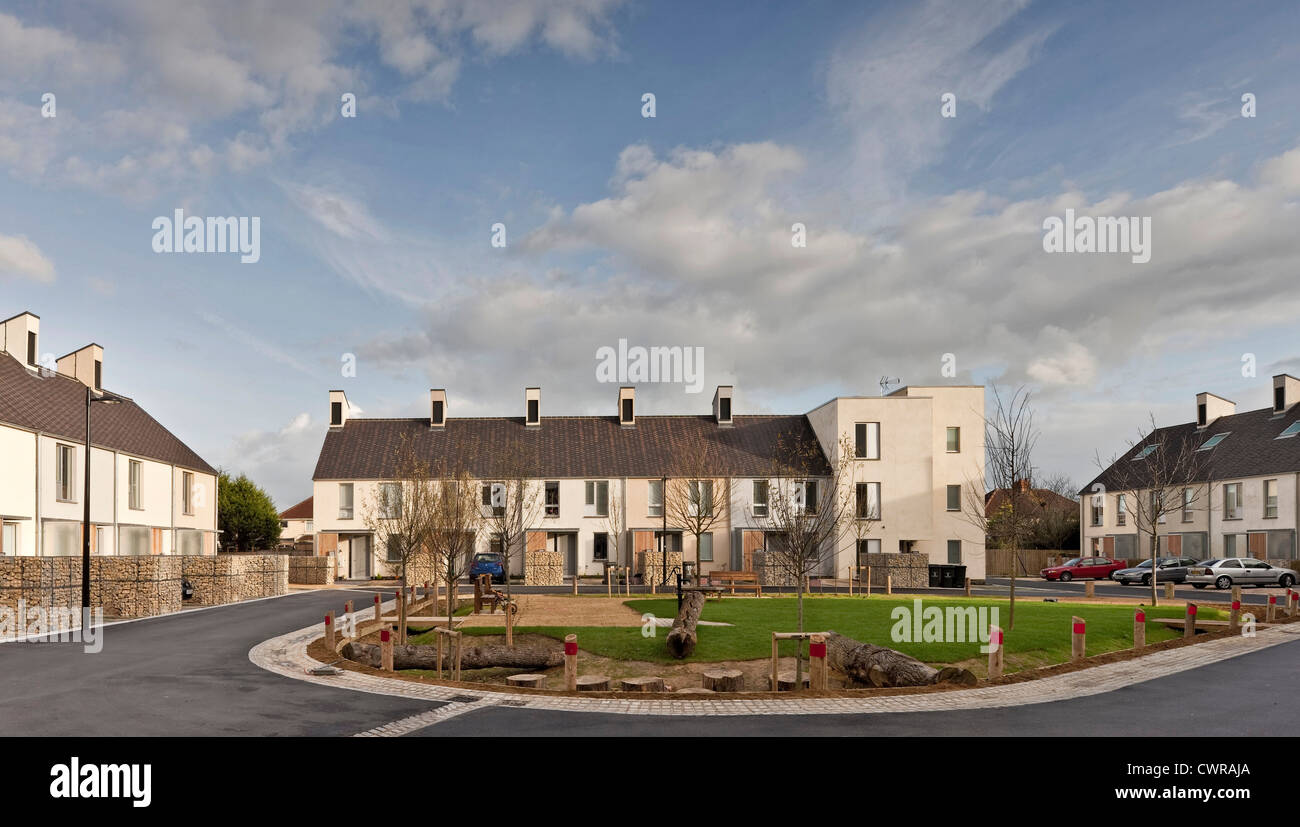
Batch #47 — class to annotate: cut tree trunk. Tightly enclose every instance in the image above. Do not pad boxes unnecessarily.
[620,676,665,692]
[701,669,744,692]
[342,640,562,670]
[666,589,707,659]
[824,631,977,688]
[576,675,611,691]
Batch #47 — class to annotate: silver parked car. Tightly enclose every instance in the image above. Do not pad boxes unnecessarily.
[1113,557,1200,586]
[1186,558,1297,590]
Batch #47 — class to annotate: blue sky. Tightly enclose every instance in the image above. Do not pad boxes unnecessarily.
[2,0,1300,506]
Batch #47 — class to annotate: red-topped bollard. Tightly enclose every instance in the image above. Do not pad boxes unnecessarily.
[1267,594,1277,623]
[374,592,382,621]
[1133,610,1146,649]
[564,634,578,691]
[380,627,394,671]
[987,625,1004,678]
[1184,603,1197,639]
[1071,616,1086,661]
[325,612,335,648]
[1230,599,1242,632]
[809,634,828,691]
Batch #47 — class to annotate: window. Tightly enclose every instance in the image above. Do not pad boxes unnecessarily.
[854,422,880,459]
[94,360,102,389]
[338,483,354,519]
[593,533,609,561]
[857,538,881,560]
[128,460,143,510]
[752,480,768,517]
[330,401,342,426]
[1133,445,1158,460]
[1264,479,1278,519]
[42,522,79,556]
[719,397,731,422]
[946,427,960,453]
[527,398,539,424]
[1223,483,1242,520]
[56,444,75,501]
[621,398,634,423]
[1090,495,1103,526]
[544,481,559,517]
[1198,433,1229,451]
[176,529,202,556]
[386,536,402,563]
[1277,386,1287,412]
[118,525,150,556]
[947,539,962,564]
[380,483,402,519]
[1279,421,1300,439]
[481,483,505,517]
[698,532,714,562]
[432,400,444,425]
[688,480,714,517]
[856,482,881,520]
[647,480,663,517]
[654,531,682,552]
[1197,403,1207,426]
[1150,490,1166,523]
[1116,494,1127,526]
[1,522,16,555]
[945,484,960,511]
[1223,535,1239,556]
[800,480,819,515]
[26,331,36,366]
[182,471,194,514]
[585,480,609,517]
[1182,488,1194,522]
[489,534,504,556]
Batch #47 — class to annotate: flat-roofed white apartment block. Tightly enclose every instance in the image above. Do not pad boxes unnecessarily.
[311,383,987,581]
[0,311,218,558]
[1083,375,1300,563]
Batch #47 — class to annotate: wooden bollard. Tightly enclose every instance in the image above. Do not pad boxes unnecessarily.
[625,566,631,596]
[1232,585,1242,604]
[324,612,336,648]
[1290,589,1298,617]
[1267,595,1277,623]
[1229,599,1241,632]
[1164,582,1175,600]
[1133,610,1145,649]
[373,593,382,621]
[380,628,394,672]
[866,566,872,596]
[809,634,828,691]
[847,566,853,596]
[572,574,579,596]
[564,633,578,691]
[606,567,612,597]
[1071,616,1086,661]
[987,625,1004,679]
[964,577,972,597]
[1184,603,1197,639]
[344,599,353,617]
[1085,580,1095,598]
[885,574,892,596]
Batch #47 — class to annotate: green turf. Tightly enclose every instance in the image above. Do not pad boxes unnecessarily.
[437,595,1224,671]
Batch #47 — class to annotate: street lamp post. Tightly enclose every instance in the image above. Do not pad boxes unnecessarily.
[82,386,121,610]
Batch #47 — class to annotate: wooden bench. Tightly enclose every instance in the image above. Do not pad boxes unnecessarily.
[709,571,762,595]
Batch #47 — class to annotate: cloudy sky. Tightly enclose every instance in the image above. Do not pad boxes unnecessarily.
[2,0,1299,508]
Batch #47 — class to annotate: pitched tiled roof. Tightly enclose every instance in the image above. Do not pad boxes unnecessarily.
[312,414,830,480]
[0,351,216,474]
[985,486,1076,517]
[279,496,313,519]
[1084,404,1300,493]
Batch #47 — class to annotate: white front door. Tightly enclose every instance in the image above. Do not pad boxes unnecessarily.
[349,536,371,580]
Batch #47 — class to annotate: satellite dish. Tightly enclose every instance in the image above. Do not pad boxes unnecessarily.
[879,376,900,396]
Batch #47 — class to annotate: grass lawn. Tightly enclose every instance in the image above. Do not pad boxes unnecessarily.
[446,595,1225,672]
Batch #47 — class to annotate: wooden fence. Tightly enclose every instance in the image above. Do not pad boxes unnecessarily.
[985,549,1074,577]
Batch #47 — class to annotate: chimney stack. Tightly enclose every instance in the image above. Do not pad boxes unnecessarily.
[1195,392,1235,428]
[430,389,446,428]
[618,386,635,427]
[0,311,40,369]
[1273,374,1300,414]
[712,385,733,426]
[329,390,350,428]
[56,343,104,390]
[525,387,540,428]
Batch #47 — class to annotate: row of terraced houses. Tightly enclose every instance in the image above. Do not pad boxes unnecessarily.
[310,384,989,581]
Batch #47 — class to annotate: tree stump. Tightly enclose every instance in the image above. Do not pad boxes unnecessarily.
[342,640,562,671]
[576,675,611,691]
[666,589,707,659]
[823,630,976,687]
[620,676,665,692]
[506,674,546,689]
[702,669,744,692]
[771,671,810,691]
[676,687,716,694]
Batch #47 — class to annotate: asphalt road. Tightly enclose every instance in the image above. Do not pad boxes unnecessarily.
[0,589,440,736]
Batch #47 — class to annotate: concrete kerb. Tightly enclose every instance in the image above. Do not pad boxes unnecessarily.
[249,612,1300,718]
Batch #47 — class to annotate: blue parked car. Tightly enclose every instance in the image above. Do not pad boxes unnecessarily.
[469,551,507,584]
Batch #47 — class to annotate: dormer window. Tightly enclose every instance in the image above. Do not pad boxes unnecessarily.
[1197,403,1206,426]
[432,400,444,425]
[719,397,730,422]
[26,331,36,366]
[621,398,633,424]
[330,402,342,426]
[1276,386,1286,412]
[94,359,102,389]
[527,399,539,424]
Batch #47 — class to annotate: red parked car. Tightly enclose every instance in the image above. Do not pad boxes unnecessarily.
[1040,556,1126,582]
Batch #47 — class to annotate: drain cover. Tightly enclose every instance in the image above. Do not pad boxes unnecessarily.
[447,694,481,703]
[498,699,529,707]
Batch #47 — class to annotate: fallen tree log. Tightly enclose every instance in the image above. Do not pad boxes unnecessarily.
[824,630,976,687]
[342,640,563,670]
[666,589,707,659]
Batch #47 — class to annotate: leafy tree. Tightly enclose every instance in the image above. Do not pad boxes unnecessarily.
[217,471,282,551]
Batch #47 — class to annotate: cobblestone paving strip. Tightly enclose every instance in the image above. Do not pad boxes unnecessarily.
[250,600,1300,718]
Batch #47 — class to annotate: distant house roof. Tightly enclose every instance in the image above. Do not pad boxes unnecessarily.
[312,415,830,480]
[1083,404,1300,494]
[0,351,215,474]
[986,480,1077,517]
[279,496,313,520]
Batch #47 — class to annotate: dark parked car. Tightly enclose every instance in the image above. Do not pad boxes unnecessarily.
[469,551,506,584]
[1112,557,1200,586]
[1040,556,1127,581]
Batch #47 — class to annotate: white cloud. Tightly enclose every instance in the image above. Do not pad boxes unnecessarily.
[222,412,321,507]
[0,233,55,281]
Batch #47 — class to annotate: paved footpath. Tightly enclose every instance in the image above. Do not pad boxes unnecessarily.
[252,600,1300,736]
